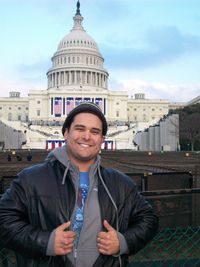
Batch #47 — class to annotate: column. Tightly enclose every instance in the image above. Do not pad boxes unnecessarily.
[74,71,77,85]
[95,72,98,86]
[52,73,55,87]
[100,74,103,87]
[69,71,72,85]
[90,72,92,85]
[64,71,66,85]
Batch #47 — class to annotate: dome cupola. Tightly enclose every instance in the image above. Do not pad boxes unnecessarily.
[47,1,109,91]
[57,0,99,53]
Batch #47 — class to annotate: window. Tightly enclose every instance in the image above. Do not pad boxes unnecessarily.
[8,113,12,121]
[116,111,119,117]
[37,110,41,116]
[37,101,41,104]
[18,115,21,120]
[18,107,21,110]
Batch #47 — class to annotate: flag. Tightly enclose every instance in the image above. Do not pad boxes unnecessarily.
[75,97,82,107]
[95,98,103,111]
[54,98,62,117]
[83,97,91,103]
[66,97,74,114]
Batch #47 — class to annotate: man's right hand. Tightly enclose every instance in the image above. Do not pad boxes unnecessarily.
[54,221,76,255]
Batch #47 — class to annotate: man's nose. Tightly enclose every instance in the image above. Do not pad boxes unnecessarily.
[82,130,91,139]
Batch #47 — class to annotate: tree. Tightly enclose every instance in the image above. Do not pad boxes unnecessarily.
[169,103,200,151]
[179,112,200,151]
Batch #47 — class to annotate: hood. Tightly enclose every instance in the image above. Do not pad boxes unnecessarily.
[45,144,102,185]
[46,144,69,167]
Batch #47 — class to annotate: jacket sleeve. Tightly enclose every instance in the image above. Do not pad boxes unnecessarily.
[121,184,159,255]
[0,173,51,258]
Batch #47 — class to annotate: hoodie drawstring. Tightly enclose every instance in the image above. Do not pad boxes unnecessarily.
[62,161,70,184]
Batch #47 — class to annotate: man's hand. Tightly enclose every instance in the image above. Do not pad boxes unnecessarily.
[97,220,120,255]
[54,221,76,255]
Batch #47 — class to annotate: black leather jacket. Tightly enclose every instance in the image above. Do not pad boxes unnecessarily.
[0,160,158,267]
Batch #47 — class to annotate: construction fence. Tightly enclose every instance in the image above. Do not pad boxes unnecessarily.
[1,226,200,267]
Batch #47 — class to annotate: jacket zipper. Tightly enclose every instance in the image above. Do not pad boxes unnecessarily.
[74,247,77,266]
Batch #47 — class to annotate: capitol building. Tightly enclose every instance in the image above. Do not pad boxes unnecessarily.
[0,1,190,150]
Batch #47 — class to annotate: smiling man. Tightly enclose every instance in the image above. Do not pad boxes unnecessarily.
[63,111,105,171]
[0,102,158,267]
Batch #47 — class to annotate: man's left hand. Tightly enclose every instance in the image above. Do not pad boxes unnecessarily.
[97,220,120,255]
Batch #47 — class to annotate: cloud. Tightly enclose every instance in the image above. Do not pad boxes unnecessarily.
[0,77,46,98]
[101,26,200,70]
[146,25,200,56]
[110,79,200,102]
[16,59,50,75]
[0,60,48,98]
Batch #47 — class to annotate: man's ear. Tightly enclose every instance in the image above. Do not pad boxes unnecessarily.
[101,136,105,144]
[63,129,69,140]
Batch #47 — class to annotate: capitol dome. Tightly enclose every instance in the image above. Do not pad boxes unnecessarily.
[57,11,99,54]
[57,29,99,53]
[47,0,108,91]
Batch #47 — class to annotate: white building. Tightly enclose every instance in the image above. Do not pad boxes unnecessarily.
[0,1,174,127]
[2,1,193,151]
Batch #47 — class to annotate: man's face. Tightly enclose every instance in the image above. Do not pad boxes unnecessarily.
[64,112,105,171]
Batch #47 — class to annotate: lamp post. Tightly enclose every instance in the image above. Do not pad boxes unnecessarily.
[187,143,190,151]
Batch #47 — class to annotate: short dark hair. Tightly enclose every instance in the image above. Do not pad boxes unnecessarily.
[62,102,108,136]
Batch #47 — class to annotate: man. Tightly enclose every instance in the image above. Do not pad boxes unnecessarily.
[0,102,158,267]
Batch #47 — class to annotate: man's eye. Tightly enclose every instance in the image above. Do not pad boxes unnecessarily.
[76,127,84,131]
[92,130,101,135]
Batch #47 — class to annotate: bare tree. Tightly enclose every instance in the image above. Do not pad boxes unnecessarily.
[179,112,200,151]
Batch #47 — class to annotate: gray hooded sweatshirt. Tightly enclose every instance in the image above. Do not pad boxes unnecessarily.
[46,145,128,267]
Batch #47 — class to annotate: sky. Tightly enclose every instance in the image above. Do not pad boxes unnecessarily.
[0,0,200,103]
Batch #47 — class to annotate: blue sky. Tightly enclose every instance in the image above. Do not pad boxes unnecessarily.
[0,0,200,102]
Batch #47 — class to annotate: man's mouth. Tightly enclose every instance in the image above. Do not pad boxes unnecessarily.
[79,143,91,148]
